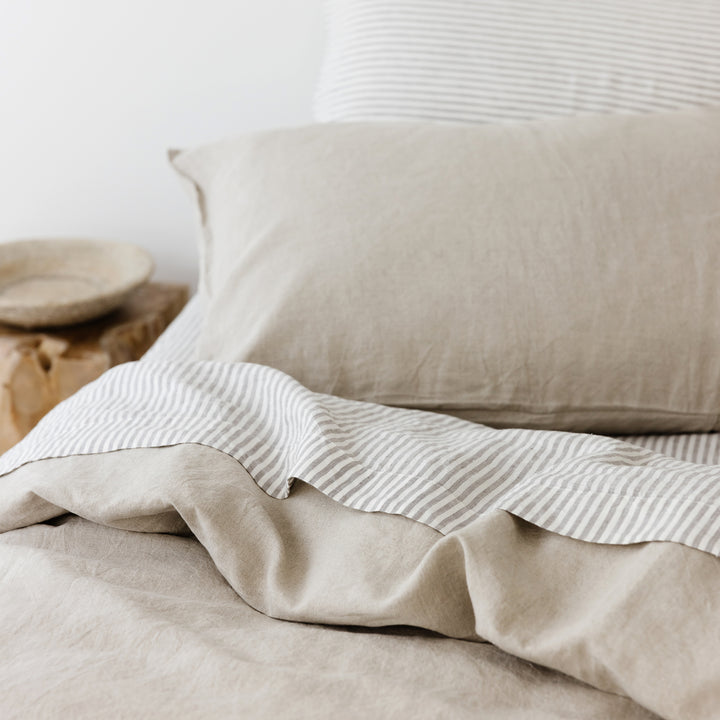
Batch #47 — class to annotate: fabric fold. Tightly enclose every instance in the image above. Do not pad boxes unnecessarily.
[3,360,720,556]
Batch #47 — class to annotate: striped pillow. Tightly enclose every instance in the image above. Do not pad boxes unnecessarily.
[314,0,720,123]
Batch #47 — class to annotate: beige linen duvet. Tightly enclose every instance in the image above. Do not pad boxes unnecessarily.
[2,444,719,719]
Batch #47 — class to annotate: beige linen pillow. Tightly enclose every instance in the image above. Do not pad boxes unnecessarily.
[172,107,720,433]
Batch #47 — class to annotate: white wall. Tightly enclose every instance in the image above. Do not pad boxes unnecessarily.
[0,0,326,288]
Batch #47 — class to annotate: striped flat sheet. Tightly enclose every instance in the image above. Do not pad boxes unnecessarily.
[3,360,720,556]
[315,0,720,124]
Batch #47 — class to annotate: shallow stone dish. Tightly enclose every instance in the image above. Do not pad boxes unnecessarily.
[0,239,154,328]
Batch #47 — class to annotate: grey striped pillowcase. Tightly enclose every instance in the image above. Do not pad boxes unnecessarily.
[315,0,720,124]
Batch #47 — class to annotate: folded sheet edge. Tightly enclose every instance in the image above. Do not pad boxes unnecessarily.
[2,360,720,557]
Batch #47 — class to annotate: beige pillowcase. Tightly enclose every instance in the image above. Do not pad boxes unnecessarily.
[171,107,720,433]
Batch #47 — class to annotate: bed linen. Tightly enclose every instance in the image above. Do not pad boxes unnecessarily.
[141,294,203,362]
[143,297,720,466]
[143,301,720,464]
[315,0,720,123]
[171,107,720,434]
[5,360,720,554]
[5,5,716,719]
[3,361,720,718]
[2,443,719,719]
[6,515,660,720]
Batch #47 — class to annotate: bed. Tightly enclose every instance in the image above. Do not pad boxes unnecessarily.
[3,2,720,719]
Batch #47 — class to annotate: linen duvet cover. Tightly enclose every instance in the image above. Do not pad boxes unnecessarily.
[2,319,720,720]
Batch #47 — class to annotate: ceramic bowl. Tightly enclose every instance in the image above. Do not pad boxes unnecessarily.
[0,238,154,328]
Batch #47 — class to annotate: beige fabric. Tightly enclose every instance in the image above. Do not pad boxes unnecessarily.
[2,444,720,718]
[172,107,720,433]
[1,516,655,720]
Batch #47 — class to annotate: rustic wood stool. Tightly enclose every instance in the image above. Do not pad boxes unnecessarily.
[0,282,188,453]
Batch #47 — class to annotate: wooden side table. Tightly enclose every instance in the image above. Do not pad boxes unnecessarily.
[0,282,188,453]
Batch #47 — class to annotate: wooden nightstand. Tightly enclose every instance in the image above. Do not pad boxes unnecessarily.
[0,282,188,453]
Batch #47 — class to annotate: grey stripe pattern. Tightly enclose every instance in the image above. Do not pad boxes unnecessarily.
[3,360,720,556]
[315,0,720,124]
[141,295,203,362]
[624,432,720,466]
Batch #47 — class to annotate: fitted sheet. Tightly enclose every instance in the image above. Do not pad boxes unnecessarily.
[141,293,203,362]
